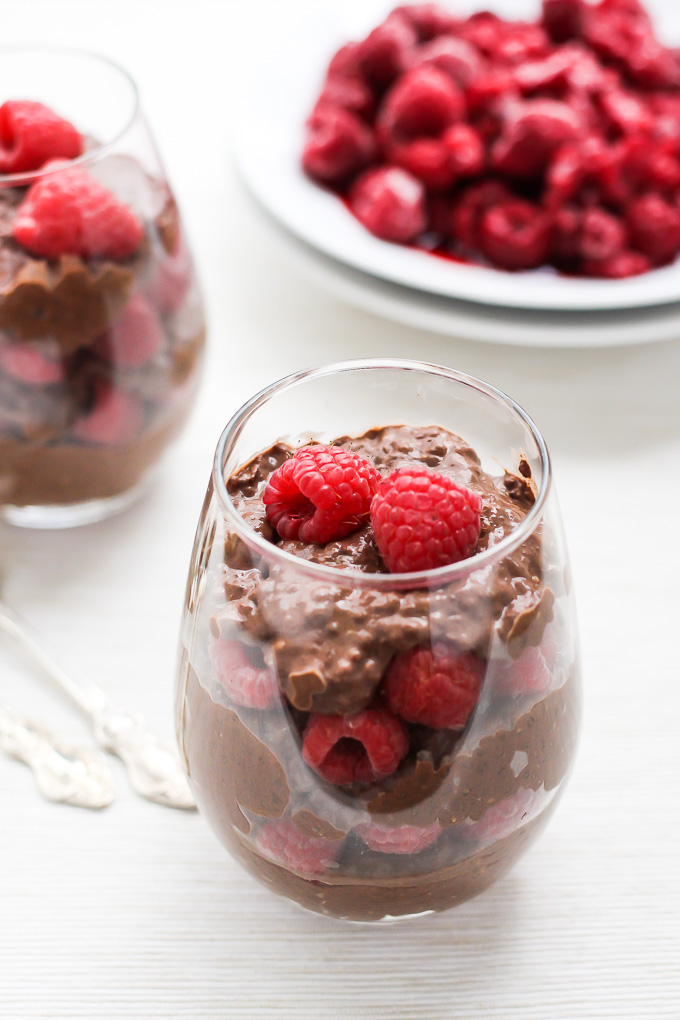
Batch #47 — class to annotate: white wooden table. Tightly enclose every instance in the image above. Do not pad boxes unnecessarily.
[1,2,679,1016]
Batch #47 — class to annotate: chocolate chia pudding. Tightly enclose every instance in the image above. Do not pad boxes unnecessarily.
[177,418,580,921]
[0,94,205,519]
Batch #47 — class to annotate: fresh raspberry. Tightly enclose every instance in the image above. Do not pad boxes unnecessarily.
[582,249,651,277]
[544,144,586,209]
[541,0,584,43]
[394,5,459,41]
[371,465,482,572]
[72,381,143,446]
[391,136,458,191]
[579,207,628,263]
[358,14,418,88]
[494,23,551,65]
[550,204,583,262]
[263,444,380,544]
[598,89,655,138]
[457,12,507,58]
[327,42,364,81]
[378,66,464,143]
[479,200,552,270]
[12,166,143,261]
[451,180,513,249]
[411,35,486,88]
[463,788,542,844]
[626,193,680,264]
[208,634,279,710]
[316,76,375,121]
[619,136,680,193]
[302,706,409,786]
[493,644,556,697]
[383,644,484,729]
[391,124,483,191]
[355,821,441,854]
[0,100,83,174]
[441,123,484,178]
[0,342,65,385]
[465,69,517,117]
[94,294,164,369]
[254,818,342,877]
[349,166,427,242]
[302,106,376,184]
[492,100,583,178]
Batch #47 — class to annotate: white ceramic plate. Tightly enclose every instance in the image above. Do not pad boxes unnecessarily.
[233,0,680,313]
[249,186,680,346]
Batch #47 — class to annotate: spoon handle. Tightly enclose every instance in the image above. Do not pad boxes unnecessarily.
[0,701,115,810]
[0,602,195,811]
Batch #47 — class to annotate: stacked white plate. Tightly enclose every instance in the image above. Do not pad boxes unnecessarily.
[234,0,680,347]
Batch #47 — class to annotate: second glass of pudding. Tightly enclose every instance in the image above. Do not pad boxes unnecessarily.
[177,360,581,921]
[0,48,205,526]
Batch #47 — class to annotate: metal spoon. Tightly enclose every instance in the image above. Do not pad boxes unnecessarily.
[0,701,114,810]
[0,603,195,811]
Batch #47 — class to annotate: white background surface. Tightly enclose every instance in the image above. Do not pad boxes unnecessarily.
[1,1,679,1017]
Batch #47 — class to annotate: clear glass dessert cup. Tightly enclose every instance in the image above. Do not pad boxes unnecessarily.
[0,47,205,528]
[176,359,581,922]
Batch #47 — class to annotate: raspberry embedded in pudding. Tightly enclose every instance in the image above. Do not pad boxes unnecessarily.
[383,644,485,729]
[301,0,680,278]
[302,705,410,786]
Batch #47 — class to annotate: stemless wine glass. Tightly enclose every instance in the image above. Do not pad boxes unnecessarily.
[0,47,205,527]
[176,360,581,922]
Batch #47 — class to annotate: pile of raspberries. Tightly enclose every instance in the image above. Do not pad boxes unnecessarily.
[302,0,680,278]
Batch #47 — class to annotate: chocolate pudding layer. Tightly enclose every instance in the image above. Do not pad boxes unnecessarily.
[0,156,205,512]
[178,424,581,921]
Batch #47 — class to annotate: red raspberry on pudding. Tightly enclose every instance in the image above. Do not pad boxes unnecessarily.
[370,465,481,573]
[12,165,143,260]
[384,644,484,729]
[302,106,376,185]
[263,444,380,544]
[302,706,409,786]
[255,818,342,877]
[208,635,279,710]
[350,166,427,242]
[355,821,442,854]
[0,100,83,174]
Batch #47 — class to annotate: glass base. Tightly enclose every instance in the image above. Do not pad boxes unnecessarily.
[1,479,149,530]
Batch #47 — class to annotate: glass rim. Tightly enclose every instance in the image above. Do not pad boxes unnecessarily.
[0,44,140,187]
[213,358,553,590]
